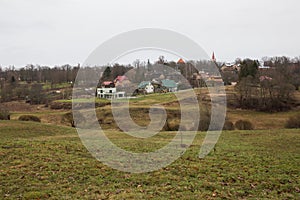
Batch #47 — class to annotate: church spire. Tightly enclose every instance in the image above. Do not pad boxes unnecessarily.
[212,52,216,62]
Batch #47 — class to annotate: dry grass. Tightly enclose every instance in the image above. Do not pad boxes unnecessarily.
[0,121,299,199]
[226,109,300,130]
[5,87,300,131]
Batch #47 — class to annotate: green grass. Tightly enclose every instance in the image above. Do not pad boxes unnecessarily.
[64,90,192,105]
[0,121,299,199]
[129,92,179,105]
[42,82,72,90]
[55,98,109,104]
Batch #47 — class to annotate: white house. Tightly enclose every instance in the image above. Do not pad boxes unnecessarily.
[97,87,125,99]
[138,81,154,94]
[145,83,154,93]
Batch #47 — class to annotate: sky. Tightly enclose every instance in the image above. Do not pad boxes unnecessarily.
[0,0,299,68]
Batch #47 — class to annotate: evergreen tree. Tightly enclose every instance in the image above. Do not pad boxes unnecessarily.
[101,67,112,81]
[239,59,258,80]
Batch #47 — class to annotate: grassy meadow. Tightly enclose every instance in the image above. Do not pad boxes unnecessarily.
[0,121,299,199]
[0,87,300,199]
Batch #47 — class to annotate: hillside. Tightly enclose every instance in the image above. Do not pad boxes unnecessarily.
[0,121,299,199]
[3,87,300,130]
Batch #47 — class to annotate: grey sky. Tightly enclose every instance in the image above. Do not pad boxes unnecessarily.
[0,0,299,67]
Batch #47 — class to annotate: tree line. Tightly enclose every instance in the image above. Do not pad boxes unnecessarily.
[0,64,80,103]
[235,57,300,111]
[1,56,299,111]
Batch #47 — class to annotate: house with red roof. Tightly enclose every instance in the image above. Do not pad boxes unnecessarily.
[177,58,185,64]
[114,75,131,87]
[97,81,125,99]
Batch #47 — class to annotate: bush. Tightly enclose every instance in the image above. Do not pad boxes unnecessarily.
[18,115,41,123]
[223,121,235,131]
[0,107,10,120]
[198,116,210,131]
[50,102,72,110]
[61,112,74,127]
[61,112,77,127]
[162,119,180,131]
[285,114,300,129]
[62,111,86,127]
[235,120,254,130]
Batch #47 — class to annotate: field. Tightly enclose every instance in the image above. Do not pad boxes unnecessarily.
[1,87,300,199]
[3,86,298,128]
[0,121,299,199]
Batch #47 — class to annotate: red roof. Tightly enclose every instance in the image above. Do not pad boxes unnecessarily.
[177,58,185,64]
[103,81,113,86]
[115,76,127,82]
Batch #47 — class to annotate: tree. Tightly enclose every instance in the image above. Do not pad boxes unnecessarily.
[134,65,145,83]
[221,71,238,85]
[111,64,127,79]
[235,57,297,111]
[0,84,13,102]
[239,59,259,80]
[100,67,112,84]
[29,83,44,104]
[235,75,258,108]
[157,56,165,65]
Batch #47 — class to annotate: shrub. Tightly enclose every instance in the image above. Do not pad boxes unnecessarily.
[163,119,180,131]
[61,112,74,127]
[50,102,72,110]
[285,114,300,129]
[19,115,41,123]
[62,111,86,127]
[61,112,77,127]
[235,120,254,130]
[223,121,235,131]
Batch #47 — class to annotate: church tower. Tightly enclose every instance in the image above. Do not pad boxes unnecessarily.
[212,52,216,62]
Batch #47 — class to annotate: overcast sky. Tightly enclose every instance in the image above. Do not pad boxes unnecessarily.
[0,0,299,67]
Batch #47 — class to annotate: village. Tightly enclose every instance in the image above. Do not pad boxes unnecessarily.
[95,53,275,100]
[1,0,300,198]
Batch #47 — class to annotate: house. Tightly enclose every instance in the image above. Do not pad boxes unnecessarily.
[177,58,185,64]
[161,79,177,92]
[137,79,178,94]
[199,71,210,79]
[115,75,127,82]
[102,81,115,88]
[114,76,131,87]
[206,76,224,87]
[220,63,240,73]
[97,87,125,99]
[97,81,125,99]
[258,61,271,70]
[138,81,154,94]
